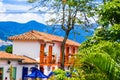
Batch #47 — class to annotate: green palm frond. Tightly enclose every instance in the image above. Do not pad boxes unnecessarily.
[75,41,120,80]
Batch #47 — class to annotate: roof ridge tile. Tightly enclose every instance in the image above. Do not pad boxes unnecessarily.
[9,30,80,46]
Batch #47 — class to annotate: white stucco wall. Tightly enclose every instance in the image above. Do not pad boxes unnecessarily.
[13,40,77,63]
[0,60,10,80]
[13,41,40,61]
[13,40,62,62]
[52,42,61,63]
[44,42,63,63]
[12,40,78,77]
[0,60,38,80]
[44,42,61,56]
[53,42,61,56]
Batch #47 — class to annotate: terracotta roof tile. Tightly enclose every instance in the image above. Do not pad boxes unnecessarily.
[9,31,51,42]
[9,30,80,46]
[0,51,22,60]
[18,55,39,64]
[0,51,39,64]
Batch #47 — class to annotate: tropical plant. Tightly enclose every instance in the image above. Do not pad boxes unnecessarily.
[48,68,85,80]
[75,41,120,80]
[73,0,120,79]
[48,69,67,80]
[98,0,120,26]
[109,24,120,42]
[81,23,120,50]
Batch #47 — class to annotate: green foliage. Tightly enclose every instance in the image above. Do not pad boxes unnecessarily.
[5,46,12,53]
[81,24,120,49]
[110,24,120,42]
[48,69,67,80]
[74,0,120,80]
[77,41,120,80]
[94,24,120,42]
[53,69,67,80]
[48,68,86,80]
[98,0,120,26]
[77,17,120,79]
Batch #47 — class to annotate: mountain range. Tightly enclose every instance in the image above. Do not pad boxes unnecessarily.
[0,20,95,50]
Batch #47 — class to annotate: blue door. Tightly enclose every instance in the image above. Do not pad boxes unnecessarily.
[22,67,28,80]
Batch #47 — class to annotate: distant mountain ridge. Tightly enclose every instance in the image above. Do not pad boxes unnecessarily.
[0,21,50,40]
[0,20,94,50]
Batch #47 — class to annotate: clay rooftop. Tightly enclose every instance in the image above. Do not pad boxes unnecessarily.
[9,30,80,46]
[0,51,39,64]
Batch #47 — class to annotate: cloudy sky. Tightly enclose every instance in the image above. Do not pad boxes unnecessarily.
[0,0,101,24]
[0,0,54,24]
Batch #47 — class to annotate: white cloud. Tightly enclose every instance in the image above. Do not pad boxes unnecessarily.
[0,0,51,24]
[44,13,56,22]
[0,40,12,47]
[0,0,59,24]
[0,13,45,23]
[0,1,7,20]
[0,1,6,12]
[0,1,43,23]
[4,3,31,12]
[0,1,56,24]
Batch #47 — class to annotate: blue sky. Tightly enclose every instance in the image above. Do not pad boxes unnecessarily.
[0,0,53,23]
[0,0,101,24]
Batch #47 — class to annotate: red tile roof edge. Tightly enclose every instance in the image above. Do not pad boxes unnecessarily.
[0,51,39,64]
[9,30,80,47]
[17,55,39,64]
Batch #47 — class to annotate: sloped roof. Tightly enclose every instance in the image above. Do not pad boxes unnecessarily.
[9,30,80,46]
[0,51,39,64]
[18,55,39,64]
[9,30,51,42]
[0,51,22,60]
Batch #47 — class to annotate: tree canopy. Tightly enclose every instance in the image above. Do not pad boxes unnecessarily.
[98,0,120,26]
[73,0,120,80]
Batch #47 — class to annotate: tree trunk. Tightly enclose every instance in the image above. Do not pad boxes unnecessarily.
[61,30,70,70]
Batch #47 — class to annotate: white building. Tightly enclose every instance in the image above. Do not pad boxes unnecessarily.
[0,51,39,80]
[9,30,80,75]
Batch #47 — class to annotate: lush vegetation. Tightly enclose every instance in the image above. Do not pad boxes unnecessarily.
[98,0,120,26]
[28,0,120,80]
[73,0,120,80]
[75,41,120,80]
[48,0,120,80]
[5,46,12,53]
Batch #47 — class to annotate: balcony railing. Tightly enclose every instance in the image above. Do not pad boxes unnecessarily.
[40,54,75,66]
[40,55,56,65]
